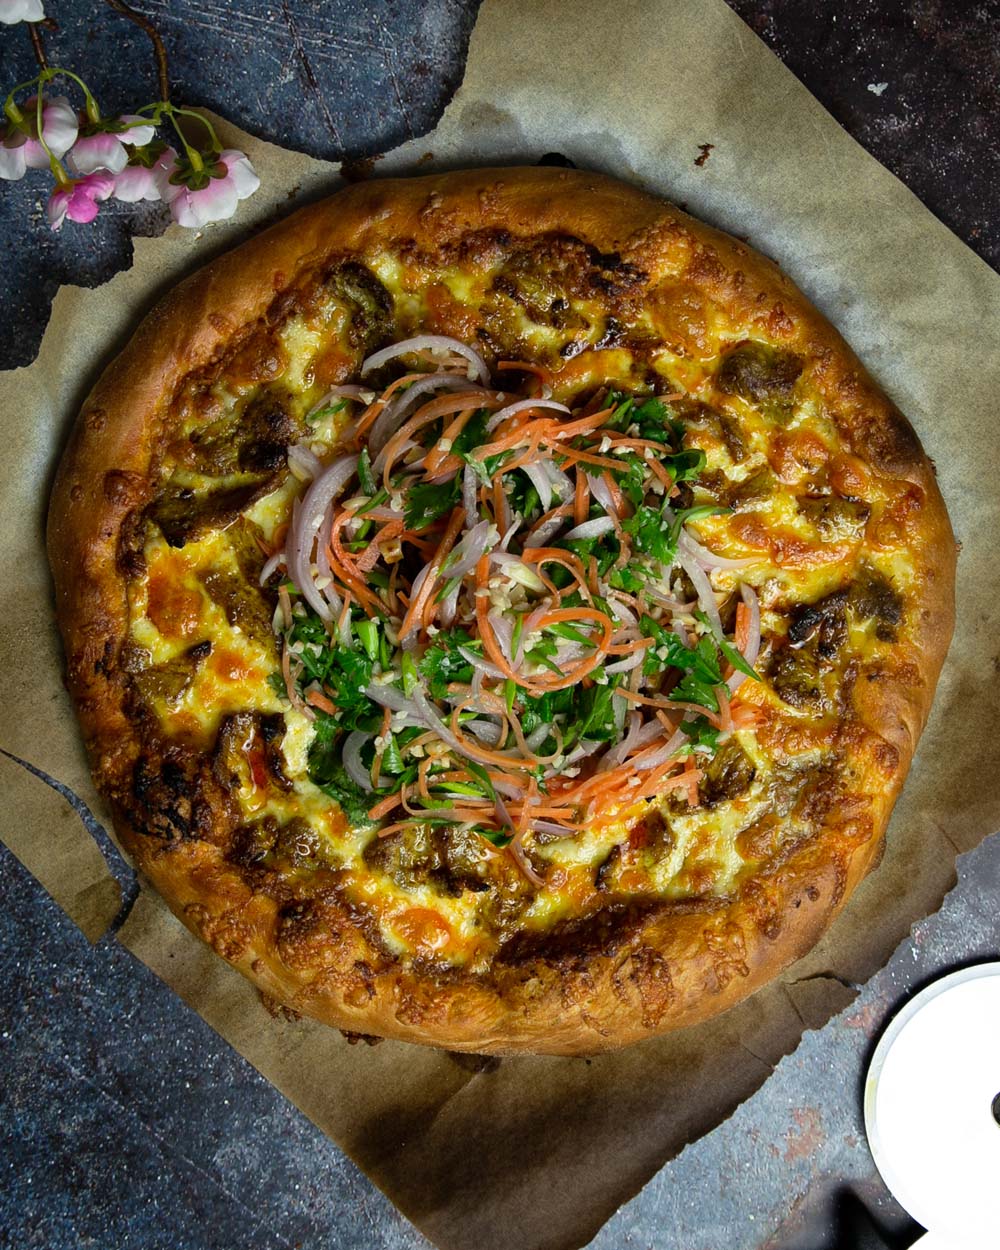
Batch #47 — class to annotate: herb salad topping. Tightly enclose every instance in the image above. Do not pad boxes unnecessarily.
[265,333,763,883]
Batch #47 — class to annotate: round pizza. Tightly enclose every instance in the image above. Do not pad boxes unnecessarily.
[48,168,955,1054]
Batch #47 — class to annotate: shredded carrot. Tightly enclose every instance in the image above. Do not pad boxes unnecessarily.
[305,689,339,716]
[398,505,466,640]
[574,466,588,526]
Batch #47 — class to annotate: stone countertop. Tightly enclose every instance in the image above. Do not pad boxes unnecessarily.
[2,3,998,1247]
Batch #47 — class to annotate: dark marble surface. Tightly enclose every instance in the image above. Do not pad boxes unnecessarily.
[2,2,999,1248]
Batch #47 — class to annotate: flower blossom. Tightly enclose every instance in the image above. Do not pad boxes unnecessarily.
[0,0,45,23]
[0,94,78,181]
[113,160,163,203]
[153,146,259,227]
[66,115,157,176]
[47,170,115,230]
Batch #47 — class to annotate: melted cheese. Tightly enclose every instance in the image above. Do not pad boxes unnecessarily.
[129,242,922,970]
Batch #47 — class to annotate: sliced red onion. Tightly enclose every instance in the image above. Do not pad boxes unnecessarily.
[314,501,344,617]
[562,739,603,767]
[542,459,573,501]
[365,681,411,712]
[525,723,554,752]
[678,527,756,571]
[259,551,286,586]
[484,397,570,433]
[504,604,543,666]
[443,519,496,579]
[604,649,646,675]
[315,383,375,407]
[491,777,526,801]
[343,731,373,792]
[612,691,628,737]
[458,646,507,680]
[523,461,553,514]
[361,334,491,387]
[499,518,521,551]
[526,509,568,547]
[488,610,515,663]
[587,472,618,517]
[564,516,616,542]
[644,585,696,613]
[285,453,359,620]
[411,687,501,769]
[604,592,637,628]
[359,506,405,522]
[439,580,461,628]
[727,581,762,694]
[599,711,662,771]
[633,728,688,771]
[464,719,503,747]
[288,442,324,481]
[367,372,473,455]
[677,548,723,639]
[532,820,576,838]
[463,463,479,521]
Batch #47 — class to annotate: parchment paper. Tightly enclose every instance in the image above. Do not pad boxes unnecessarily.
[2,2,999,1247]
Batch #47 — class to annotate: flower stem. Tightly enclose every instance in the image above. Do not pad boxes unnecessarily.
[165,107,203,172]
[28,22,48,71]
[104,0,170,103]
[50,68,102,124]
[171,106,221,156]
[33,86,69,187]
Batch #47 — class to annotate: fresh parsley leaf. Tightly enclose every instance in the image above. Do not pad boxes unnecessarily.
[718,635,761,681]
[405,477,461,529]
[623,504,677,566]
[381,733,405,775]
[418,628,476,699]
[307,720,376,827]
[680,716,722,752]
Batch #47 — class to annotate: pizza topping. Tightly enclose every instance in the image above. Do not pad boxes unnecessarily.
[716,340,803,405]
[259,338,768,872]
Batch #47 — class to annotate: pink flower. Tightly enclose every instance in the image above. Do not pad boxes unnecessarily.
[47,171,115,230]
[67,115,157,176]
[0,0,45,23]
[153,146,259,228]
[113,162,161,203]
[0,94,78,181]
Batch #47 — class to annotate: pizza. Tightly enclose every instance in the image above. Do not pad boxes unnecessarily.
[47,168,955,1054]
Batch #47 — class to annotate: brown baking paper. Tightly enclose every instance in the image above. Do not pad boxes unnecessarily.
[2,0,999,1246]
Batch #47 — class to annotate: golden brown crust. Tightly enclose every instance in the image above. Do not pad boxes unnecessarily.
[47,167,956,1054]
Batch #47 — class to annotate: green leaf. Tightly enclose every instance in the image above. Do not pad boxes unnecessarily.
[306,399,346,425]
[404,477,461,529]
[623,505,677,566]
[355,618,379,661]
[307,721,376,828]
[418,628,476,699]
[358,447,377,496]
[680,716,722,752]
[718,635,761,681]
[380,733,405,775]
[477,826,514,848]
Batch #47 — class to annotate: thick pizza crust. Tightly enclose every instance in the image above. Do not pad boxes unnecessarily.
[48,168,956,1054]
